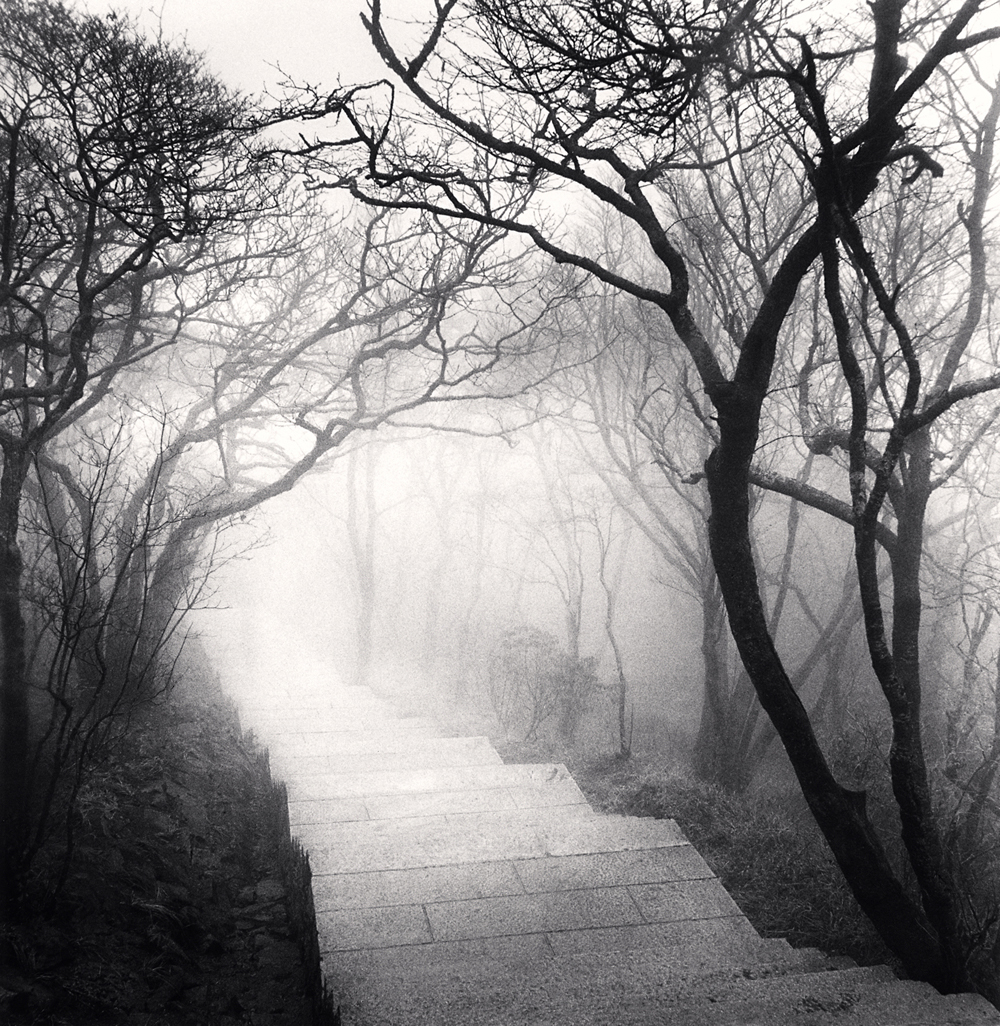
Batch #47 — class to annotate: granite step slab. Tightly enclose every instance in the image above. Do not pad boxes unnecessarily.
[238,689,392,716]
[328,928,843,995]
[328,961,999,1026]
[267,737,502,779]
[317,876,743,952]
[295,741,503,776]
[288,797,373,826]
[544,970,1000,1026]
[257,720,443,756]
[246,710,415,736]
[325,914,784,977]
[287,762,591,801]
[306,813,687,874]
[268,729,444,759]
[302,803,598,853]
[288,774,592,826]
[332,946,886,1026]
[241,683,381,701]
[248,715,403,738]
[274,733,497,760]
[361,776,591,818]
[239,692,389,713]
[314,859,527,912]
[320,883,662,950]
[511,844,716,893]
[297,803,598,859]
[312,840,714,912]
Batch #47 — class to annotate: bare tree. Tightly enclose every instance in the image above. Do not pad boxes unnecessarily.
[544,263,861,789]
[17,416,228,897]
[303,0,1000,994]
[592,504,633,757]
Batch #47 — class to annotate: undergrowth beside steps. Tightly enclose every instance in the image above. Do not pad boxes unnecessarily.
[0,669,335,1025]
[571,753,900,973]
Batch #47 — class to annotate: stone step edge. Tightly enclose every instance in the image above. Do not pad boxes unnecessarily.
[334,972,1000,1026]
[338,963,902,1019]
[331,936,854,988]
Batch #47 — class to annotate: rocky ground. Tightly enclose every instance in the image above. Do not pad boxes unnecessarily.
[0,671,336,1026]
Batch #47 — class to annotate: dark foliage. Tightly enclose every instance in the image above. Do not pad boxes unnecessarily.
[0,670,334,1025]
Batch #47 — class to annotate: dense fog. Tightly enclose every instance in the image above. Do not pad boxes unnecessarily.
[198,417,874,781]
[6,0,1000,1001]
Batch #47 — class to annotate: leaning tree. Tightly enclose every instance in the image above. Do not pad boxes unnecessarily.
[296,0,1000,997]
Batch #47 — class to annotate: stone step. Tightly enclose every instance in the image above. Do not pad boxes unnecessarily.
[257,720,444,756]
[327,915,773,974]
[287,761,592,801]
[312,844,716,913]
[245,709,412,735]
[306,812,687,874]
[332,944,876,1024]
[331,960,999,1026]
[238,687,389,715]
[575,971,1000,1026]
[319,874,746,949]
[296,804,599,860]
[239,690,386,711]
[298,801,596,849]
[302,803,597,853]
[290,738,503,776]
[322,884,656,951]
[316,837,742,943]
[288,772,592,826]
[328,921,823,984]
[268,736,502,779]
[274,731,487,758]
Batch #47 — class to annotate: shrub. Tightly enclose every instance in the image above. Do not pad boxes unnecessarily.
[484,625,602,744]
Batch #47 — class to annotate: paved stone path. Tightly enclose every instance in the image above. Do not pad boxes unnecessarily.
[219,621,1000,1025]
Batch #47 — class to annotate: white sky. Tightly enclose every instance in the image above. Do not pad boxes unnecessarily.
[83,0,425,94]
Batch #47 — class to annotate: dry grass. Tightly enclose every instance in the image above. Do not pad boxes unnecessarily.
[573,753,900,971]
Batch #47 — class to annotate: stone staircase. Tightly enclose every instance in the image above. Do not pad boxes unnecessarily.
[222,629,1000,1026]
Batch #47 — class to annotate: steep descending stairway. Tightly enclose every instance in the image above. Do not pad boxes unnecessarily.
[224,631,1000,1026]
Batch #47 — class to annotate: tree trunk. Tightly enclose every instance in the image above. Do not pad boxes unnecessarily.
[704,385,948,988]
[0,444,31,917]
[346,449,377,690]
[692,568,729,783]
[879,433,966,986]
[691,565,769,792]
[596,525,630,757]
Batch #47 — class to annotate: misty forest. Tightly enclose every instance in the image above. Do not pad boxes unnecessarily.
[3,0,1000,1018]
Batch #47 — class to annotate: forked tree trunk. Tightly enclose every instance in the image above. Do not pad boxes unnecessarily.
[874,432,966,986]
[704,384,948,989]
[692,564,773,792]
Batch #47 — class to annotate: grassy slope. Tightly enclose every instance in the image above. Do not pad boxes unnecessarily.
[571,752,900,972]
[0,671,326,1025]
